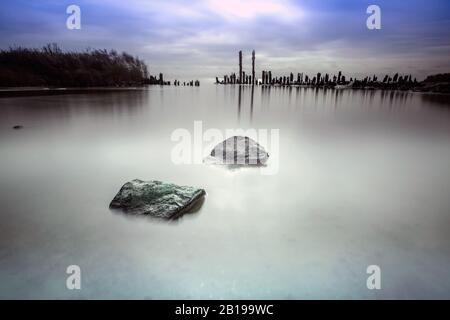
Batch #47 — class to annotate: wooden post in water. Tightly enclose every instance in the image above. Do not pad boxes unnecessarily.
[252,50,255,85]
[239,50,243,84]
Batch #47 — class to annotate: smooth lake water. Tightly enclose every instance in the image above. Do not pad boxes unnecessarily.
[0,85,450,299]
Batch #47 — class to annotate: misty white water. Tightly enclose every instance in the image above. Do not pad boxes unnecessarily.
[0,85,449,298]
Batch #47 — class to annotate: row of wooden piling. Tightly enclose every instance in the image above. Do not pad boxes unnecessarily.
[144,73,200,86]
[215,50,418,89]
[144,73,170,85]
[173,80,200,86]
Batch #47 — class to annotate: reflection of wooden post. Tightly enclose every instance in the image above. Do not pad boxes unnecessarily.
[252,50,255,85]
[250,82,254,119]
[239,50,243,84]
[238,84,242,120]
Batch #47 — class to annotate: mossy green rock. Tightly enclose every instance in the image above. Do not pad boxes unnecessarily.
[109,179,206,219]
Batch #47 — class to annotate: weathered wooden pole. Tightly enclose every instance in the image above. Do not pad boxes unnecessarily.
[252,50,255,85]
[239,50,243,84]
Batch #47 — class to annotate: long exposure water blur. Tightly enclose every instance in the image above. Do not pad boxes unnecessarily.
[0,85,449,299]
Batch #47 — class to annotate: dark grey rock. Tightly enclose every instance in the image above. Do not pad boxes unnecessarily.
[109,179,205,219]
[209,136,269,165]
[12,125,23,129]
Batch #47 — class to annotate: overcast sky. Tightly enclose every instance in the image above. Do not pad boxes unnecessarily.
[1,0,449,81]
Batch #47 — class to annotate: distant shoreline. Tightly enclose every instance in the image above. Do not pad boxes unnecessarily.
[1,85,450,99]
[0,86,148,98]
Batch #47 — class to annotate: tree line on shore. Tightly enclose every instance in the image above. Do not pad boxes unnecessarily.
[0,44,156,87]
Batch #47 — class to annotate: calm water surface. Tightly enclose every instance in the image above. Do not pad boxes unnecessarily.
[0,85,450,299]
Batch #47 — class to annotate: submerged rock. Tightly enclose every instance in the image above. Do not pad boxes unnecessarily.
[109,179,205,219]
[209,136,269,165]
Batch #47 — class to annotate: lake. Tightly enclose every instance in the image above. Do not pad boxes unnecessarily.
[0,85,450,299]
